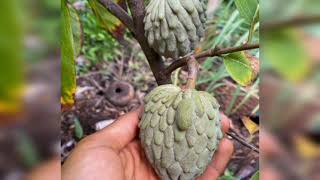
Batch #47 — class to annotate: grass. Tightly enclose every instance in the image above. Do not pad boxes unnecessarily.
[198,0,260,117]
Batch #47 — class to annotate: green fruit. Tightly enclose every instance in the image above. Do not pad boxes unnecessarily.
[144,0,208,58]
[139,84,223,180]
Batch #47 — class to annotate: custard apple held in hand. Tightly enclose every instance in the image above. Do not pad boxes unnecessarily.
[139,84,223,180]
[144,0,208,58]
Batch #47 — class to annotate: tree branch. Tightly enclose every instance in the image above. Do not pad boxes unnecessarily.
[127,0,171,85]
[99,0,135,33]
[262,15,320,30]
[227,128,259,154]
[164,43,259,75]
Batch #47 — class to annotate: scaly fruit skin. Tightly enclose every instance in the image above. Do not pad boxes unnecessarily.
[144,0,208,58]
[139,84,223,180]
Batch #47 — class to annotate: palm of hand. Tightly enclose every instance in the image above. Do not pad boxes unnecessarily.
[62,109,233,180]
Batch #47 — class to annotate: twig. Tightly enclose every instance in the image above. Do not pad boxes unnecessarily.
[262,15,320,30]
[99,0,135,33]
[227,128,259,154]
[164,44,259,75]
[80,76,105,92]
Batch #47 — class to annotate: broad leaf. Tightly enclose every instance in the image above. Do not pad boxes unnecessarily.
[223,52,255,86]
[241,116,259,135]
[69,4,83,57]
[61,0,76,109]
[262,29,310,82]
[88,0,124,38]
[0,0,24,115]
[235,0,259,25]
[235,0,259,43]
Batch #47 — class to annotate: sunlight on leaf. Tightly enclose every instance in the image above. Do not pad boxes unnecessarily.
[61,0,76,109]
[88,0,124,38]
[223,52,254,86]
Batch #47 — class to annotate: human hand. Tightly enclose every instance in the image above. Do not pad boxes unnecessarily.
[62,107,234,180]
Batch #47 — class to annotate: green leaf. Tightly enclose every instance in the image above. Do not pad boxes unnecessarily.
[16,133,40,168]
[235,0,259,43]
[223,52,254,86]
[74,118,84,139]
[61,0,76,108]
[219,169,240,180]
[88,0,123,37]
[235,0,259,25]
[247,4,259,43]
[250,171,259,180]
[69,4,83,57]
[0,0,24,114]
[262,29,310,82]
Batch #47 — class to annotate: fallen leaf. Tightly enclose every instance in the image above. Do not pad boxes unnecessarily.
[241,116,259,135]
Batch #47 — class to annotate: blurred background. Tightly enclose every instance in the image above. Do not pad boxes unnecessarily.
[0,0,60,179]
[261,0,320,180]
[0,0,319,180]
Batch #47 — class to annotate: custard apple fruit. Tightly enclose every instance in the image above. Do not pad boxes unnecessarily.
[144,0,208,58]
[139,84,223,180]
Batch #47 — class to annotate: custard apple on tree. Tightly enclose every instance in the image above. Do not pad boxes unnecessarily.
[139,84,223,180]
[144,0,208,58]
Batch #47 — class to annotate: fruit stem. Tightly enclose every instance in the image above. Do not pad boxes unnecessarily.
[186,56,199,89]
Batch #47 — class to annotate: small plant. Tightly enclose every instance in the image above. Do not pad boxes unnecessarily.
[78,3,120,64]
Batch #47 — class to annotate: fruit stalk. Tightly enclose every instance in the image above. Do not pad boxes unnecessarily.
[186,56,199,89]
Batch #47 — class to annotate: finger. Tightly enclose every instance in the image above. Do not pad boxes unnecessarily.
[91,106,143,151]
[198,138,234,180]
[260,129,283,157]
[210,138,234,174]
[25,157,60,180]
[220,112,231,133]
[261,166,283,180]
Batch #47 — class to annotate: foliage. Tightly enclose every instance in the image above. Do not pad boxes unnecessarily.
[24,0,60,62]
[250,171,259,180]
[219,169,240,180]
[204,0,259,50]
[78,4,120,65]
[262,29,310,82]
[69,4,83,57]
[16,133,40,168]
[61,0,76,108]
[234,0,259,42]
[74,118,84,139]
[200,0,259,89]
[235,0,258,25]
[0,0,24,114]
[223,52,254,86]
[88,0,124,38]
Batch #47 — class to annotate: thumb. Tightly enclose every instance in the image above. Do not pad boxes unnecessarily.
[93,106,144,151]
